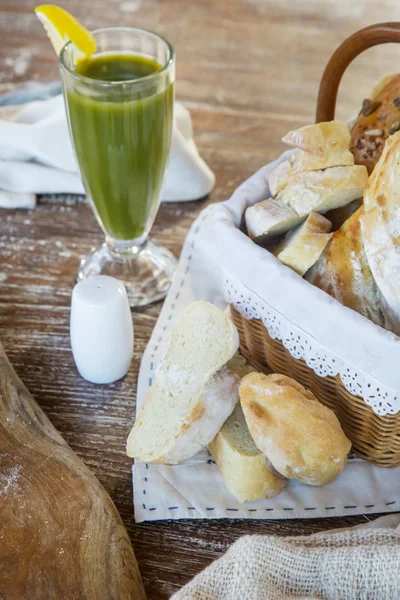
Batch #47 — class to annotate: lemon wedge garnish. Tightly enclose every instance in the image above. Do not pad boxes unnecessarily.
[35,4,96,59]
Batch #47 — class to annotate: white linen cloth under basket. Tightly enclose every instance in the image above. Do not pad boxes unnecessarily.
[132,151,400,523]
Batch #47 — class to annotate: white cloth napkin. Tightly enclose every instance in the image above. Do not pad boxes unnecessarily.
[132,165,400,523]
[0,91,215,208]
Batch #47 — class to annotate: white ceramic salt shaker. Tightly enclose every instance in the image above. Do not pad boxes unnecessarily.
[70,276,133,384]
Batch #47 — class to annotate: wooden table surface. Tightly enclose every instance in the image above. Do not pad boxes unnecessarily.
[1,1,400,598]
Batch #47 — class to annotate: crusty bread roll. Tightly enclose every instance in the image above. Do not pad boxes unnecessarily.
[274,212,333,276]
[306,208,393,331]
[275,165,368,216]
[126,301,239,464]
[240,372,351,486]
[268,148,354,197]
[360,130,400,332]
[209,403,286,503]
[245,199,304,240]
[282,121,351,155]
[350,73,400,173]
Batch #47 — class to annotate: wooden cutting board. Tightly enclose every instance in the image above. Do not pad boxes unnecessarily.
[0,341,146,600]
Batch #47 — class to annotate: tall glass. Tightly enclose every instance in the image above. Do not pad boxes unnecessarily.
[60,27,176,307]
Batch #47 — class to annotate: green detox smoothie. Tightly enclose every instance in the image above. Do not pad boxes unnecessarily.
[66,53,174,241]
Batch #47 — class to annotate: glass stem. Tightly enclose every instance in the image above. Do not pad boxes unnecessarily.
[105,235,148,261]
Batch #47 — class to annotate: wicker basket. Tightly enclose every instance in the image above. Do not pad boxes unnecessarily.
[231,306,400,467]
[223,24,400,468]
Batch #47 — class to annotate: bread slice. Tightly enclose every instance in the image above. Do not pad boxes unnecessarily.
[240,372,351,486]
[274,212,333,276]
[245,198,304,240]
[209,403,286,503]
[276,165,368,216]
[126,301,240,464]
[268,149,354,197]
[282,121,351,155]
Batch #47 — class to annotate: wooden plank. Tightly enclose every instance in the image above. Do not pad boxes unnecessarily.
[0,341,145,600]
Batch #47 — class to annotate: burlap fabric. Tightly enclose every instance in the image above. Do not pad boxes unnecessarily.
[173,515,400,599]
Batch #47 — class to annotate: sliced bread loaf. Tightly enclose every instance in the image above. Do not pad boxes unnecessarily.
[282,121,351,155]
[268,149,354,197]
[209,403,287,503]
[276,165,368,216]
[126,301,240,464]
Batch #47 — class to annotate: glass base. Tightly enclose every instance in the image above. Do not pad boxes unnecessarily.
[77,239,177,307]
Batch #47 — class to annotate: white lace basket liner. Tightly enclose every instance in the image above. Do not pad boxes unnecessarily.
[133,152,400,523]
[214,151,400,417]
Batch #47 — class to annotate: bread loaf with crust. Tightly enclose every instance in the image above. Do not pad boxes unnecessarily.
[308,131,400,335]
[239,372,351,486]
[350,73,400,173]
[306,208,393,331]
[360,130,400,333]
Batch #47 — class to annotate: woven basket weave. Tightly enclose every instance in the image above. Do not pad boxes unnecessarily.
[231,306,400,467]
[227,24,400,468]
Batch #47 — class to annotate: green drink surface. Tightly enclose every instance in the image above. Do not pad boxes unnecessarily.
[75,53,161,81]
[67,53,173,241]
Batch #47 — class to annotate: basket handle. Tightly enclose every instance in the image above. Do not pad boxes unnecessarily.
[316,22,400,123]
